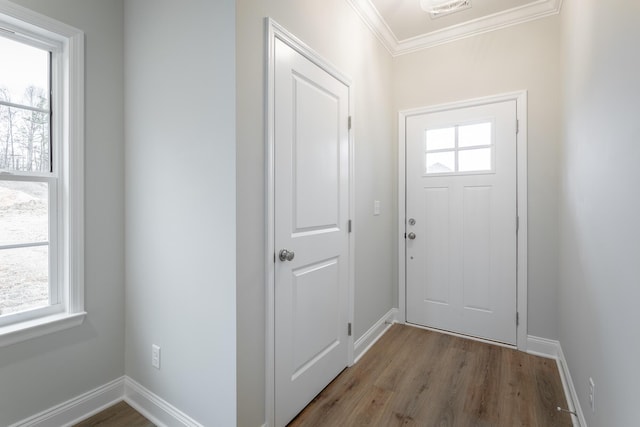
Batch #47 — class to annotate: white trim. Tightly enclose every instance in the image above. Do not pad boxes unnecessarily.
[347,0,563,56]
[8,376,204,427]
[347,64,356,368]
[0,0,81,38]
[526,335,560,359]
[397,91,528,350]
[525,337,585,427]
[557,344,587,427]
[8,377,124,427]
[264,18,355,427]
[66,25,86,316]
[514,93,528,351]
[344,0,395,56]
[124,377,203,427]
[407,321,517,350]
[0,311,86,348]
[398,115,407,324]
[353,308,397,363]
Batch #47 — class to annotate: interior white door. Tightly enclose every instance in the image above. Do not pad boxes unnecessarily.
[405,100,517,345]
[274,38,350,427]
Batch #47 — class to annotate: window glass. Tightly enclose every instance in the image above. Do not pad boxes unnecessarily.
[0,181,48,245]
[458,122,491,148]
[1,34,53,322]
[0,245,49,316]
[425,121,493,175]
[426,127,455,151]
[426,151,455,174]
[0,36,49,104]
[0,36,51,173]
[459,148,492,172]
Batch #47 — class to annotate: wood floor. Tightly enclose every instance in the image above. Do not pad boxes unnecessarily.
[73,401,153,427]
[73,325,571,427]
[289,324,573,427]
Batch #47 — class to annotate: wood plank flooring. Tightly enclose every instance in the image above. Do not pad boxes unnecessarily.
[289,324,573,427]
[73,401,154,427]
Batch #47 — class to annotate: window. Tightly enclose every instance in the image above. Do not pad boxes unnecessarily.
[0,4,85,346]
[425,121,494,175]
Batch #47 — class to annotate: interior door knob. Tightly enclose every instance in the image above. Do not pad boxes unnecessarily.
[279,249,295,261]
[407,232,416,240]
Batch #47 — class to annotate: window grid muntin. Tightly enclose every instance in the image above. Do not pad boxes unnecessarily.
[0,31,61,324]
[425,120,494,175]
[0,33,53,175]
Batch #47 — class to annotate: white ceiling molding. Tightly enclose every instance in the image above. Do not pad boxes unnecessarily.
[345,0,398,55]
[346,0,563,56]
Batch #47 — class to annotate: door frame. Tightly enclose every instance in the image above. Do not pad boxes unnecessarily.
[397,91,528,350]
[264,18,356,427]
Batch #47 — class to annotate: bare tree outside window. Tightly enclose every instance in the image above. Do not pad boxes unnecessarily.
[0,35,51,316]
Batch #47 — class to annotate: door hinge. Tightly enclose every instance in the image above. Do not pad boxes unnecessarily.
[516,119,519,134]
[516,215,520,233]
[348,219,352,233]
[274,252,276,263]
[348,323,352,336]
[348,116,352,130]
[516,312,520,326]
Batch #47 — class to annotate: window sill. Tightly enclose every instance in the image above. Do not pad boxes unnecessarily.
[0,311,87,348]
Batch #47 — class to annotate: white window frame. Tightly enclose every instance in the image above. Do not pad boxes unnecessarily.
[0,1,85,347]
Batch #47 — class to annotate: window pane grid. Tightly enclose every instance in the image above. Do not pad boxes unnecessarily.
[0,34,52,175]
[1,32,55,321]
[0,6,85,342]
[425,121,493,174]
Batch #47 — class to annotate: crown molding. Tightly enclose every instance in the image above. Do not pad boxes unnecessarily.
[345,0,398,55]
[346,0,563,56]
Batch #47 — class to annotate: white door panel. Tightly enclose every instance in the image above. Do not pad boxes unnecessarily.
[406,100,517,345]
[274,38,350,427]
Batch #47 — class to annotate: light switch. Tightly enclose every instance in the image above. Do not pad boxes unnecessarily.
[374,200,381,216]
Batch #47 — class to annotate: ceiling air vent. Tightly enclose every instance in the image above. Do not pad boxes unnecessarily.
[419,0,472,19]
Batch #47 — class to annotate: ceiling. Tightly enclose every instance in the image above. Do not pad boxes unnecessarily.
[346,0,563,56]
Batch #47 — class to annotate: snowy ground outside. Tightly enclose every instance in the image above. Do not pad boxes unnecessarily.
[0,180,49,316]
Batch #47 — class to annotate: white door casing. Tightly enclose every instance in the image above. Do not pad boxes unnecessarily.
[266,20,353,427]
[403,96,526,346]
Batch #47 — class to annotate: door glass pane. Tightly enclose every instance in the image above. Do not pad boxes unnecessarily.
[459,148,492,172]
[426,151,455,174]
[0,181,49,245]
[426,127,455,151]
[459,122,491,148]
[0,245,49,316]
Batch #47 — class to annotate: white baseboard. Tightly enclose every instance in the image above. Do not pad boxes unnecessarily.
[353,308,397,363]
[527,334,560,359]
[526,335,586,427]
[123,377,203,427]
[9,376,203,427]
[8,377,125,427]
[557,344,587,427]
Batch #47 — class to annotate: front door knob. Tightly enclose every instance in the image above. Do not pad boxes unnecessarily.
[407,232,416,240]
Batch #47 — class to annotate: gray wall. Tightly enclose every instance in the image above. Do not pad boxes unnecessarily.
[0,0,125,425]
[559,0,640,424]
[236,1,395,425]
[393,16,563,340]
[124,0,236,425]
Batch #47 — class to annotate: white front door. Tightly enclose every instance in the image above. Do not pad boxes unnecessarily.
[405,100,517,345]
[273,37,350,427]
